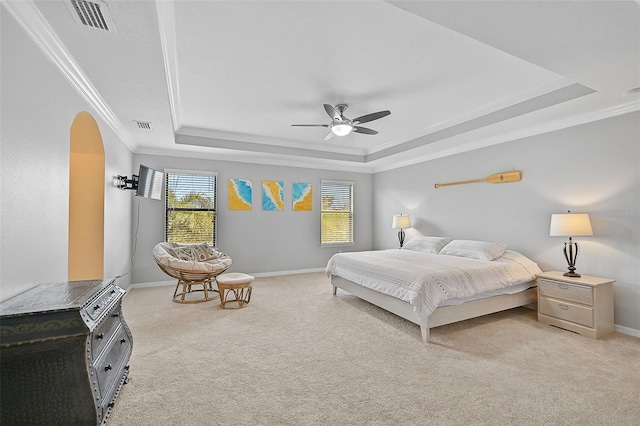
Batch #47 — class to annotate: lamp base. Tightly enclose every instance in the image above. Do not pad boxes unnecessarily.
[398,229,405,249]
[562,239,581,278]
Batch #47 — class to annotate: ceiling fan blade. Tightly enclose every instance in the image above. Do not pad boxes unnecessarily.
[323,104,341,120]
[291,124,329,127]
[323,131,335,141]
[352,110,390,125]
[353,126,378,135]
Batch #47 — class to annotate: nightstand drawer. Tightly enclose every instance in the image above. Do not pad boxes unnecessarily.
[539,297,593,327]
[538,279,593,305]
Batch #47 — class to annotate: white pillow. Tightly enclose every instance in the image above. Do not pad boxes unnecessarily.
[402,236,452,254]
[439,239,507,261]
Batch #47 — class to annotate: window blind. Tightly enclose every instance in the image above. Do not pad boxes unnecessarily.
[321,180,354,246]
[165,171,217,246]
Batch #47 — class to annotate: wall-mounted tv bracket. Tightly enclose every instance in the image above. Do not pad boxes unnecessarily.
[116,174,139,191]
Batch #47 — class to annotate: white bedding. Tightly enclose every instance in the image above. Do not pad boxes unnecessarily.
[326,249,541,321]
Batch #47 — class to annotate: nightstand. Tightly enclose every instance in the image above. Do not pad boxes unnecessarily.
[537,271,614,339]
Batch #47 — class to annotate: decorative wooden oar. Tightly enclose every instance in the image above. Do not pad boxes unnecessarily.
[434,170,521,189]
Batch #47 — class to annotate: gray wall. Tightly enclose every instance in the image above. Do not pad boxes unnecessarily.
[131,153,373,284]
[373,112,640,331]
[1,9,134,299]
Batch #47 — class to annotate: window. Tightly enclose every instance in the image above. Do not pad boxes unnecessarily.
[165,170,218,246]
[321,180,354,247]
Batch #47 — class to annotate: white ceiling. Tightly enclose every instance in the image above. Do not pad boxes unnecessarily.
[7,0,640,172]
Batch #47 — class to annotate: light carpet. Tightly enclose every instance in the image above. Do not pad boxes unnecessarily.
[108,273,640,426]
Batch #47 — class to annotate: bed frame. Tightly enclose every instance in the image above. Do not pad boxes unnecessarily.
[331,275,537,343]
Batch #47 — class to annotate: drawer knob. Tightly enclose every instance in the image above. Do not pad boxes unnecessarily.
[558,284,569,290]
[96,333,104,340]
[120,338,127,344]
[104,364,112,371]
[112,313,119,318]
[559,304,569,310]
[94,304,101,310]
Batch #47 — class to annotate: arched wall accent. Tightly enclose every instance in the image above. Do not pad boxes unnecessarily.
[69,111,105,281]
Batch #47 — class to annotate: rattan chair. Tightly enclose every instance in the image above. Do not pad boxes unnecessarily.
[153,242,232,303]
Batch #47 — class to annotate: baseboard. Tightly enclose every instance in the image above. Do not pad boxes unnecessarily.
[250,268,325,278]
[615,324,640,338]
[130,268,326,289]
[131,280,174,289]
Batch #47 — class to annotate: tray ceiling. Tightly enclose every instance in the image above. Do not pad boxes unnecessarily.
[5,0,639,172]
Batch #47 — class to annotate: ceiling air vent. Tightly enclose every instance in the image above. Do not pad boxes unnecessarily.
[135,121,152,130]
[67,0,115,33]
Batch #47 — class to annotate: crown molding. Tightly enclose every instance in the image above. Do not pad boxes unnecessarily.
[154,99,639,175]
[367,77,580,155]
[367,82,596,162]
[174,127,368,157]
[155,0,180,132]
[3,0,137,151]
[134,145,375,173]
[370,100,640,173]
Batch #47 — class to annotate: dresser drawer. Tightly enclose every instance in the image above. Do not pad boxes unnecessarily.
[85,286,122,321]
[538,279,593,305]
[539,297,593,327]
[95,325,131,398]
[92,304,123,357]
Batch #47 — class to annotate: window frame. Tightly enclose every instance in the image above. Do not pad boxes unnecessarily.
[164,169,218,246]
[320,179,355,248]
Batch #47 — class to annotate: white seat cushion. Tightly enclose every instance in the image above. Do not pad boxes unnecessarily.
[217,272,255,285]
[153,242,232,272]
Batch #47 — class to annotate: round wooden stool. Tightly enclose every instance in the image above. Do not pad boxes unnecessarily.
[216,273,254,309]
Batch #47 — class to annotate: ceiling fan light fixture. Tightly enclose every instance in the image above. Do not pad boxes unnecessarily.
[331,122,352,136]
[291,103,390,139]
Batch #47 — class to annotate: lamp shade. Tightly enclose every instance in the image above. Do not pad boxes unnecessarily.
[392,214,411,229]
[549,213,593,237]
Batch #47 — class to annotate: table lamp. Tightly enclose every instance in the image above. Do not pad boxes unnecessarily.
[549,211,593,277]
[392,214,411,248]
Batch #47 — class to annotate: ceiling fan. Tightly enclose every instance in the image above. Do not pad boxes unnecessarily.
[292,104,391,141]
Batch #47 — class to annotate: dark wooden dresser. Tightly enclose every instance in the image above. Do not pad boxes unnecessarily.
[0,278,133,425]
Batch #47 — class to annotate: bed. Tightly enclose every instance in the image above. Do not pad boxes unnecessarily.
[326,237,542,343]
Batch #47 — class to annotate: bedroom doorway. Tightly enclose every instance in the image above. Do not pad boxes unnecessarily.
[69,111,105,281]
